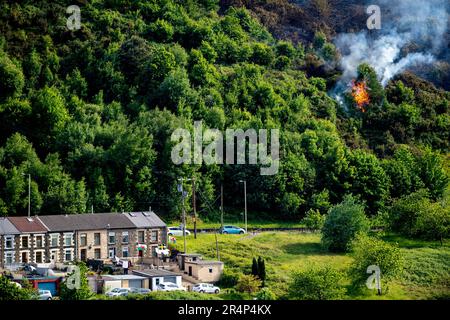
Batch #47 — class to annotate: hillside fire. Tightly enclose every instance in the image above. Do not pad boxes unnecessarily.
[350,80,370,112]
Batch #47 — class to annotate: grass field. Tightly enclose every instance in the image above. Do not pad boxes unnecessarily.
[171,232,450,300]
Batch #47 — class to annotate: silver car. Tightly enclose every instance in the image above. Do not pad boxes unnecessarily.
[38,290,53,300]
[105,288,130,297]
[167,227,191,236]
[192,283,220,294]
[157,282,186,291]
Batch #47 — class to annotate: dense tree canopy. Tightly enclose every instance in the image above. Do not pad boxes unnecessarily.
[0,0,448,227]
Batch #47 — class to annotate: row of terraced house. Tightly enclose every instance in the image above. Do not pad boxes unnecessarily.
[0,211,167,269]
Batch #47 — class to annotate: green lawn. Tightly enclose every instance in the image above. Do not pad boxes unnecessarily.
[172,232,450,300]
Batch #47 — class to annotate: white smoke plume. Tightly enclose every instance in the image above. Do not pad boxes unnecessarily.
[333,0,449,100]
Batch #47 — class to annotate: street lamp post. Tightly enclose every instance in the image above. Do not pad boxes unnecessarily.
[239,180,247,233]
[22,173,31,218]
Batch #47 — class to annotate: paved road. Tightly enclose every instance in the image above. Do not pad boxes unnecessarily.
[186,226,384,234]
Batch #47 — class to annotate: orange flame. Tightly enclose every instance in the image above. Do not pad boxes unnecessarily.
[351,80,370,112]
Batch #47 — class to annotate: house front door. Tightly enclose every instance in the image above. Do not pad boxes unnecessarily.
[21,252,28,263]
[80,249,87,261]
[188,266,192,276]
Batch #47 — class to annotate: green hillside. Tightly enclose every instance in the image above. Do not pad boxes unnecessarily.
[0,0,448,224]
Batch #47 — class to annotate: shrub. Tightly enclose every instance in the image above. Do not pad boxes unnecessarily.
[0,276,34,300]
[349,234,404,292]
[289,266,345,300]
[235,274,262,293]
[128,291,220,300]
[274,55,291,70]
[302,209,325,231]
[415,202,449,244]
[257,257,266,282]
[250,43,274,66]
[59,262,93,300]
[255,287,276,300]
[275,41,296,58]
[217,268,240,288]
[389,189,450,242]
[322,195,370,252]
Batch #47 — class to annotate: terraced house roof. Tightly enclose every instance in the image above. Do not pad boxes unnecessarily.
[122,211,166,228]
[0,217,20,235]
[7,216,47,233]
[38,213,137,232]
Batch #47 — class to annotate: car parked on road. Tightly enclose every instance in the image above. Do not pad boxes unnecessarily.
[167,226,191,236]
[157,282,186,291]
[105,288,130,297]
[220,225,246,234]
[38,290,52,300]
[192,283,220,294]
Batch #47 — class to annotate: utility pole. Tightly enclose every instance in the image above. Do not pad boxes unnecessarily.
[215,230,220,261]
[220,183,224,230]
[192,176,197,239]
[240,180,247,233]
[22,173,31,218]
[178,177,191,253]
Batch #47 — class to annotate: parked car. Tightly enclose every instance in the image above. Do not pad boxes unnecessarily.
[167,226,191,236]
[129,287,151,295]
[220,225,246,234]
[192,283,220,294]
[157,282,186,291]
[105,288,130,297]
[38,290,52,300]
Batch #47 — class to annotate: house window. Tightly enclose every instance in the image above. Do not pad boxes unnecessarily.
[21,236,29,248]
[155,278,160,285]
[209,268,213,273]
[80,234,87,247]
[35,236,43,248]
[35,251,43,263]
[108,232,115,244]
[138,231,145,243]
[122,247,129,258]
[122,232,129,244]
[94,249,101,259]
[108,248,116,259]
[50,234,59,247]
[50,250,58,262]
[5,252,14,264]
[5,236,14,249]
[64,233,73,246]
[151,231,158,242]
[94,233,101,246]
[64,249,72,262]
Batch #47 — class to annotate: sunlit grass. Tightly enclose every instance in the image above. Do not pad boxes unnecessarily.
[171,231,450,300]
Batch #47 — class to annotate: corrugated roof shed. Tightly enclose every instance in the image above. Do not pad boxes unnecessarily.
[38,213,136,232]
[133,269,181,277]
[0,217,20,235]
[8,216,48,233]
[102,275,147,281]
[122,211,166,228]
